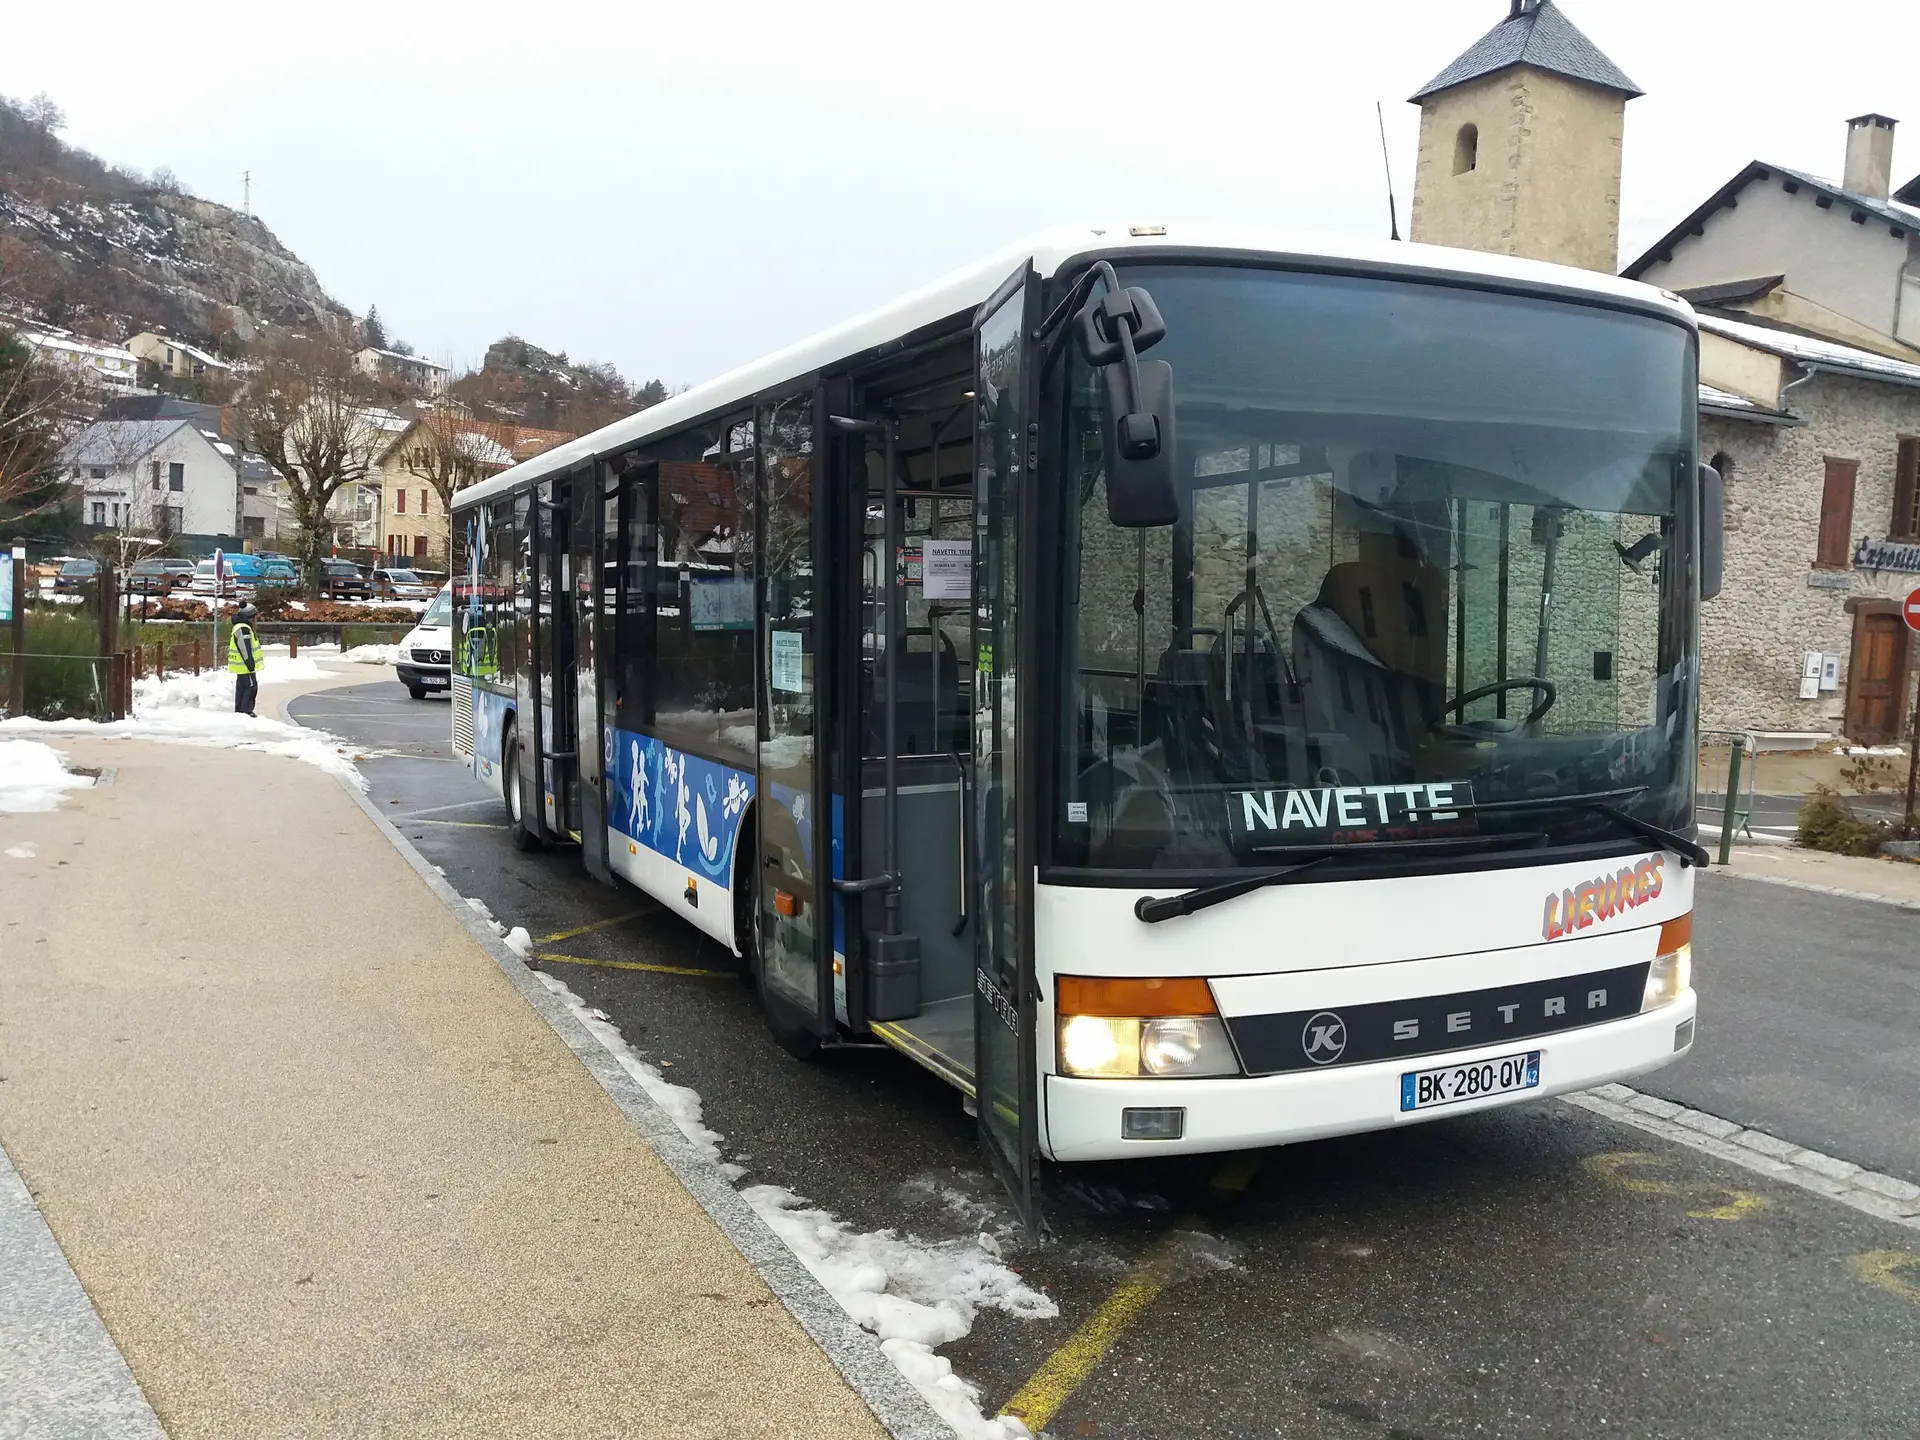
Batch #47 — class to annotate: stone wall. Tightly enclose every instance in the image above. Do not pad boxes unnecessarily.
[1700,371,1920,735]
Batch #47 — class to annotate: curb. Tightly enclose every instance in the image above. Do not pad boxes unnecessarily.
[1564,1087,1920,1232]
[334,776,956,1440]
[1699,864,1920,912]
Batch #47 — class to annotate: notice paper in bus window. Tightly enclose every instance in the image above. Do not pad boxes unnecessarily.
[771,629,804,693]
[922,539,972,600]
[689,575,754,631]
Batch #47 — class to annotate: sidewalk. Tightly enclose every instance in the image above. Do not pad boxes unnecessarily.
[0,737,895,1438]
[1715,840,1920,906]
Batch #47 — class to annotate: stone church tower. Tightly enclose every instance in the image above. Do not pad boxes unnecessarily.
[1408,0,1641,273]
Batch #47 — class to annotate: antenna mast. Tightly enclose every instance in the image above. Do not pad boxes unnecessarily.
[243,170,251,216]
[1375,103,1401,242]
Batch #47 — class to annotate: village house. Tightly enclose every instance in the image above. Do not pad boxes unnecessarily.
[370,418,574,565]
[60,418,240,543]
[1627,119,1920,745]
[19,327,141,392]
[126,330,232,381]
[353,345,450,397]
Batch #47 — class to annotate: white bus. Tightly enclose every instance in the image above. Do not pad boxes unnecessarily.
[451,226,1714,1224]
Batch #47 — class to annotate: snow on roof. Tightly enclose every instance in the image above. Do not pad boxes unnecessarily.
[358,346,449,372]
[456,431,515,468]
[24,330,138,365]
[61,418,192,465]
[1697,313,1920,388]
[457,223,1694,512]
[1698,384,1759,410]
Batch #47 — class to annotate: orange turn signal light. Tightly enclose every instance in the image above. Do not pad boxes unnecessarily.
[773,890,800,918]
[1056,975,1216,1017]
[1656,912,1691,955]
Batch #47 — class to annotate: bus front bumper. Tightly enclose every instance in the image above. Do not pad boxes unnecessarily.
[1041,993,1695,1162]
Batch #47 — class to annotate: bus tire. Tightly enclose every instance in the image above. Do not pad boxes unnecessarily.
[502,722,541,853]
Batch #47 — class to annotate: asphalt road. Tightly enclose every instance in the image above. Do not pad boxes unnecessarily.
[1695,791,1908,842]
[295,680,1920,1440]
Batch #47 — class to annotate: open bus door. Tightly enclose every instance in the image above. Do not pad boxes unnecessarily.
[533,473,582,841]
[971,264,1040,1228]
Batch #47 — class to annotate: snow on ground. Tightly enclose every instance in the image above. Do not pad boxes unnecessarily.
[530,967,1050,1438]
[0,741,95,814]
[3,655,365,787]
[5,843,35,858]
[341,644,401,664]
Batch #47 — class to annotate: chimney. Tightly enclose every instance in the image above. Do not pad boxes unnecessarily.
[1843,113,1897,200]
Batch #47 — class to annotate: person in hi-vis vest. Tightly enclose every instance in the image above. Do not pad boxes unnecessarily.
[228,602,262,717]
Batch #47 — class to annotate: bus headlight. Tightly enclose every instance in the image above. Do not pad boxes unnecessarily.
[1642,915,1693,1011]
[1056,977,1242,1079]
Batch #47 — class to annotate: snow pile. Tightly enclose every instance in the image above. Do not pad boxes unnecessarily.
[133,655,323,711]
[503,925,532,957]
[341,644,401,664]
[0,740,95,814]
[5,843,35,858]
[530,966,1050,1438]
[4,653,363,788]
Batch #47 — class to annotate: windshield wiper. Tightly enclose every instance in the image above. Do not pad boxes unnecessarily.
[1135,831,1548,924]
[1135,856,1336,923]
[1408,787,1710,867]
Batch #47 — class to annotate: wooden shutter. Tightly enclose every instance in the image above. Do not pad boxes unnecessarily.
[1894,437,1920,543]
[1816,457,1857,568]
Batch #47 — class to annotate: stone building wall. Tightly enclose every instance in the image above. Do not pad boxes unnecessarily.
[1699,372,1920,735]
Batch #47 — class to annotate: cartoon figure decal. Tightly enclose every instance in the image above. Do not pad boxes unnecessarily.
[609,730,752,882]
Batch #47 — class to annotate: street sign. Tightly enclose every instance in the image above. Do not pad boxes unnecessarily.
[1904,586,1920,634]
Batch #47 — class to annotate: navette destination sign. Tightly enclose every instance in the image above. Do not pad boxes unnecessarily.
[1229,781,1476,846]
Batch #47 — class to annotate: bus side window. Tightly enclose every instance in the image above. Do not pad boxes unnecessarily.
[615,467,653,724]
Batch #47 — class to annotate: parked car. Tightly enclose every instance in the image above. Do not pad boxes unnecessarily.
[126,557,197,594]
[395,584,453,700]
[54,557,102,593]
[370,567,434,601]
[318,558,372,599]
[257,557,300,589]
[189,554,270,598]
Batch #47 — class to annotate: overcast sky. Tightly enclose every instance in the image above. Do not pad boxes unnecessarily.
[4,1,1916,387]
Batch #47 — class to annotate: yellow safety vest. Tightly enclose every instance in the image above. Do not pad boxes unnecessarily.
[227,623,261,675]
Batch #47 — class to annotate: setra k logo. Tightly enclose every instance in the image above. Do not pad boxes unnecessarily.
[1301,1011,1348,1065]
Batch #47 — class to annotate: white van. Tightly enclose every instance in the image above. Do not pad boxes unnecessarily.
[395,583,453,699]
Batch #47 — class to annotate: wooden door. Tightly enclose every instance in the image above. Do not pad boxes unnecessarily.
[1846,611,1910,743]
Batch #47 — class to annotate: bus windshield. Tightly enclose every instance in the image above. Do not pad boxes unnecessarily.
[1052,265,1697,872]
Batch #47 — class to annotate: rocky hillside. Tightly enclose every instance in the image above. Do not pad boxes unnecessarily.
[452,335,666,434]
[0,92,350,347]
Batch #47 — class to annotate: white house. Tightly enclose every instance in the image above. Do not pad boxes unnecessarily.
[20,329,142,392]
[353,345,450,397]
[62,419,239,539]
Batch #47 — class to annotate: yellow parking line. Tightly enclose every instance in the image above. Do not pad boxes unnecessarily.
[533,951,729,979]
[999,1154,1264,1432]
[533,907,657,945]
[1848,1250,1920,1307]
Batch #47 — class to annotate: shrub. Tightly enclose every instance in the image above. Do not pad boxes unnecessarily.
[6,607,108,719]
[1797,786,1891,856]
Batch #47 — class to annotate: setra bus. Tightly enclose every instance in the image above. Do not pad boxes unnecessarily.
[450,225,1717,1223]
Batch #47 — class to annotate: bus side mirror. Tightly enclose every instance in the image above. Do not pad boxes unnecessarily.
[1100,358,1180,527]
[1699,463,1724,600]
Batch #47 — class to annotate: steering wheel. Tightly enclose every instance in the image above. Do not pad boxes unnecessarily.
[1442,678,1557,727]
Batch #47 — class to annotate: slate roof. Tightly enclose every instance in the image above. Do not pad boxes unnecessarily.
[61,419,193,467]
[1410,1,1641,103]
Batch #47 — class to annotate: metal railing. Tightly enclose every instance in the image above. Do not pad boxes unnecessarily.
[1698,728,1759,864]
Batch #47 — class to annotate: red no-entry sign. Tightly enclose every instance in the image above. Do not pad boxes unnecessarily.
[1905,586,1920,634]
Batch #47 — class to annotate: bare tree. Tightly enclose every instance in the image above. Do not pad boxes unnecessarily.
[0,322,86,520]
[238,337,383,593]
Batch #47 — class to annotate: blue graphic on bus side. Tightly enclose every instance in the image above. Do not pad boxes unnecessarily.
[609,730,753,881]
[472,688,513,771]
